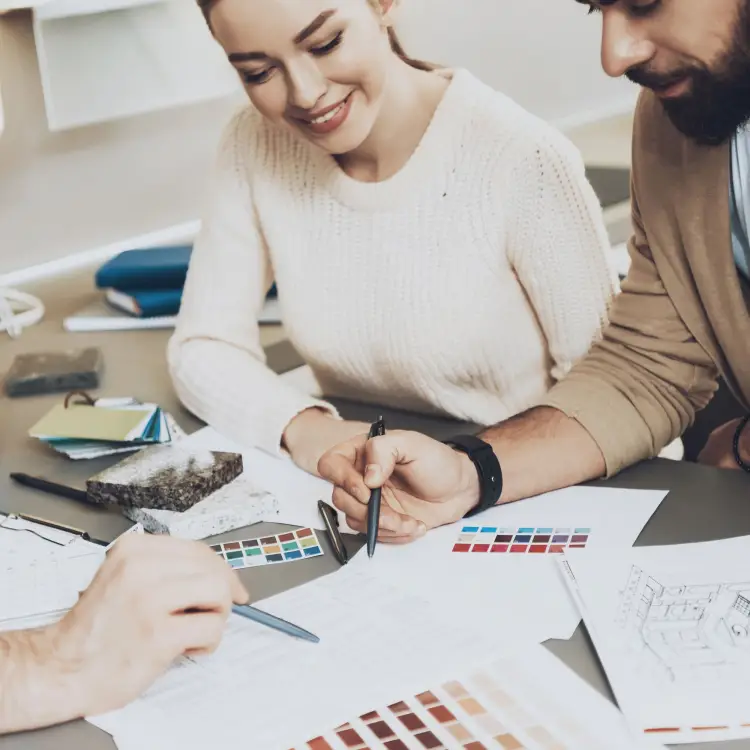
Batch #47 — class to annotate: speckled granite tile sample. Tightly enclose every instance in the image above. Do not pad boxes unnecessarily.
[86,443,243,511]
[122,475,279,539]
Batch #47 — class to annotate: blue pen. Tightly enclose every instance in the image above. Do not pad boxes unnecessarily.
[231,603,320,644]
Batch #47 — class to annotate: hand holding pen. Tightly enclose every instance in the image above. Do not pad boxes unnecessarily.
[319,429,453,545]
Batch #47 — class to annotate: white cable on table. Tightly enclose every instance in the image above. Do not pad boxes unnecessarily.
[0,288,45,338]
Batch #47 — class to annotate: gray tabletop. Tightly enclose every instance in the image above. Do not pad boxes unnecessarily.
[2,295,750,748]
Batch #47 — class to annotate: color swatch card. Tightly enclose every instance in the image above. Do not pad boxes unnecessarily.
[347,486,667,645]
[211,528,323,569]
[28,398,177,459]
[453,525,590,554]
[292,645,660,750]
[561,535,750,744]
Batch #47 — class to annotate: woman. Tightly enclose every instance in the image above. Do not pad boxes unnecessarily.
[168,0,619,475]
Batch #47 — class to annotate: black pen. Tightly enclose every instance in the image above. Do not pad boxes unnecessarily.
[366,416,386,559]
[13,512,109,547]
[10,472,97,507]
[318,500,349,566]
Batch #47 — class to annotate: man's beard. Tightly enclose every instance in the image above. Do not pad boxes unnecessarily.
[626,2,750,146]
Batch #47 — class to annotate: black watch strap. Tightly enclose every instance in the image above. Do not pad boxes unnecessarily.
[443,435,503,517]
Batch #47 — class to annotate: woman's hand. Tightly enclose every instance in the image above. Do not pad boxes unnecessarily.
[282,408,370,476]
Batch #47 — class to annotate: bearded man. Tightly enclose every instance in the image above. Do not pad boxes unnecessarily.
[319,0,750,540]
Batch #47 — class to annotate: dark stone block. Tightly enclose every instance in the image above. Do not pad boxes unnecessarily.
[86,444,243,512]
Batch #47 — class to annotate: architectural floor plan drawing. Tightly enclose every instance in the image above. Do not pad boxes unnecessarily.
[615,564,750,683]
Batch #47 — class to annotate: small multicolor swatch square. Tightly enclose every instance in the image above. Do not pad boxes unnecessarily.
[211,528,323,569]
[452,525,590,554]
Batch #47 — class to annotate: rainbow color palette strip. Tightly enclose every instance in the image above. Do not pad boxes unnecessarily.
[211,527,323,569]
[452,525,591,554]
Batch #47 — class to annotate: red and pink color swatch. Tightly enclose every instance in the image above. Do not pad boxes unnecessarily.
[452,526,590,555]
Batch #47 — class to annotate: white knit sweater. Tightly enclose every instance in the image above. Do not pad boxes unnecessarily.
[168,68,619,456]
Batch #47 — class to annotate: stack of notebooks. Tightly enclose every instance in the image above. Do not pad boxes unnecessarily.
[97,244,191,321]
[63,244,280,332]
[28,398,176,459]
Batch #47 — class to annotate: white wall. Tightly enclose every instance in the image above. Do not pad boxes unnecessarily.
[397,0,637,127]
[0,11,242,276]
[0,2,637,276]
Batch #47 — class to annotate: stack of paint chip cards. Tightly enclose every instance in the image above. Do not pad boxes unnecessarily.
[211,527,324,569]
[27,397,180,459]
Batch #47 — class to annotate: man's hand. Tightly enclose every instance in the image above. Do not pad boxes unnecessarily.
[698,418,750,469]
[318,406,606,545]
[318,430,480,543]
[282,408,370,476]
[49,533,249,719]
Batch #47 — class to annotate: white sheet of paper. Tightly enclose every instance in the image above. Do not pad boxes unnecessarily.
[561,535,750,744]
[171,428,665,643]
[0,520,142,631]
[0,513,104,567]
[289,643,663,750]
[89,563,510,750]
[347,486,667,644]
[113,727,183,750]
[0,552,104,630]
[175,426,355,533]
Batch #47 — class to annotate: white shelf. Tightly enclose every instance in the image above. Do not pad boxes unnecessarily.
[33,0,241,131]
[35,0,161,21]
[0,0,155,16]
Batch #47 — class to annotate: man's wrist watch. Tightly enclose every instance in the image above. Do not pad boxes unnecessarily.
[443,435,503,517]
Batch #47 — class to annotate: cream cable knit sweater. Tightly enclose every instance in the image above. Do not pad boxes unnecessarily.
[168,68,619,456]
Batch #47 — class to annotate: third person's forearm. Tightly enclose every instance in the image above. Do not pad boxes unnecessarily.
[0,627,84,735]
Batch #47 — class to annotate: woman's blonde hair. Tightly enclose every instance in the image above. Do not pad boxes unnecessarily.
[196,0,434,71]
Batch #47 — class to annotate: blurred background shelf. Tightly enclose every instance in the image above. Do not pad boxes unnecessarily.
[34,0,160,20]
[33,0,240,131]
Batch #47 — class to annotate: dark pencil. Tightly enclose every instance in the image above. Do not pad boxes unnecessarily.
[10,472,93,505]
